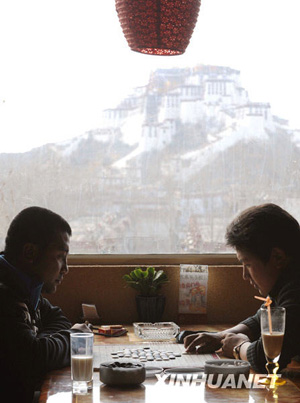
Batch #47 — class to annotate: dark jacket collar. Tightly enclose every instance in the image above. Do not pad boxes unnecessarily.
[269,259,299,300]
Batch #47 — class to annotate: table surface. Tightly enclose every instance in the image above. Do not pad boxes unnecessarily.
[39,324,300,403]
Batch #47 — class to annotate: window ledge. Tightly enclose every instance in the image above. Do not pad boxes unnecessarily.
[68,253,238,266]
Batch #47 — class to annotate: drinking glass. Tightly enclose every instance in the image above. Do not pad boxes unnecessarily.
[71,333,94,392]
[260,306,286,387]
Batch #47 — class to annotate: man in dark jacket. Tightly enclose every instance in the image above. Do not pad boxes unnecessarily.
[0,206,91,403]
[184,203,300,373]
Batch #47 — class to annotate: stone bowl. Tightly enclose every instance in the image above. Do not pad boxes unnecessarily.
[204,359,250,385]
[99,361,146,386]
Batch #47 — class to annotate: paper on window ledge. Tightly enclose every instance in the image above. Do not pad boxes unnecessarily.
[178,265,208,314]
[82,303,100,321]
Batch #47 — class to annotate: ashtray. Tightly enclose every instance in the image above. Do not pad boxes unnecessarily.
[133,322,180,340]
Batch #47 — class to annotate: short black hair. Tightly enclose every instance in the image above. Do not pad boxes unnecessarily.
[4,206,72,259]
[225,203,300,262]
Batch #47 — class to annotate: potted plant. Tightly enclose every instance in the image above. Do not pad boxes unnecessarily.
[123,267,169,322]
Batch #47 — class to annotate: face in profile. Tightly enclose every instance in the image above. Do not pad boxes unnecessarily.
[236,248,283,297]
[34,231,70,293]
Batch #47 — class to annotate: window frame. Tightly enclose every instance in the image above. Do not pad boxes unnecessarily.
[68,253,238,266]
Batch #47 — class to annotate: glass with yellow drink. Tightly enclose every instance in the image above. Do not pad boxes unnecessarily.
[260,306,286,387]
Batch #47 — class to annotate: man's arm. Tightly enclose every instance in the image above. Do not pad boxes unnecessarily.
[220,309,264,368]
[0,291,88,391]
[184,323,253,353]
[38,296,92,336]
[37,296,72,337]
[222,300,300,372]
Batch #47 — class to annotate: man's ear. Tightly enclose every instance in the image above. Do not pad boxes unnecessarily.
[271,247,288,269]
[22,243,39,263]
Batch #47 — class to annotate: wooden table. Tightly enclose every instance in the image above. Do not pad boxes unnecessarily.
[39,325,300,403]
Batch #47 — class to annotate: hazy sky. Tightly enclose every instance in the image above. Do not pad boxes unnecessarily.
[1,0,299,153]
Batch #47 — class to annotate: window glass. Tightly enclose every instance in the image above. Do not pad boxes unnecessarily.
[1,1,299,254]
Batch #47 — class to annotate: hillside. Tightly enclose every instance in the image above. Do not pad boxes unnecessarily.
[1,64,299,253]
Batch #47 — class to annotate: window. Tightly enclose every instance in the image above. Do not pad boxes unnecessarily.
[1,1,300,255]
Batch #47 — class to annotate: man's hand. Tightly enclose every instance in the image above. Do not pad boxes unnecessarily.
[71,323,93,333]
[184,332,225,353]
[221,333,250,358]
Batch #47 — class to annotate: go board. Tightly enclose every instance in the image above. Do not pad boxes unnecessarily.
[93,342,218,370]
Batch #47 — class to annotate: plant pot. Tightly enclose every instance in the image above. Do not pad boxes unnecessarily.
[135,295,166,322]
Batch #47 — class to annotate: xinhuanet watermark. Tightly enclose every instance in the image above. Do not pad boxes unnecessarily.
[155,373,279,389]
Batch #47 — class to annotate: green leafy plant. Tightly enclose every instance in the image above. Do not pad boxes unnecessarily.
[123,267,169,297]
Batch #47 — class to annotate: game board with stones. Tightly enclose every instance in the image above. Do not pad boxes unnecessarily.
[111,346,181,362]
[93,343,218,369]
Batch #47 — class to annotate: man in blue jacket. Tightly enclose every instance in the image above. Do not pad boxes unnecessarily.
[0,206,91,403]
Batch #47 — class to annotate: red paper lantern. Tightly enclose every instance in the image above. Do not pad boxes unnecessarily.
[115,0,201,56]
